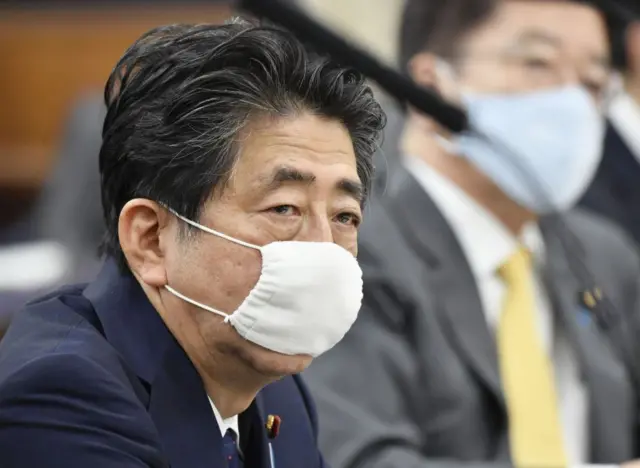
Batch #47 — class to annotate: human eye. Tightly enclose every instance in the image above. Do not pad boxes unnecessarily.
[515,45,558,73]
[268,205,300,216]
[522,55,554,71]
[335,211,362,228]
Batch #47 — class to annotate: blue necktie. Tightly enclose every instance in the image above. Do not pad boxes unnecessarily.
[222,429,243,468]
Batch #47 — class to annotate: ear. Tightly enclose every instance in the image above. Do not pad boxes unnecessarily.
[627,22,640,76]
[118,199,170,288]
[408,52,440,91]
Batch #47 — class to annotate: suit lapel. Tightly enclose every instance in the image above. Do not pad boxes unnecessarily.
[540,219,634,462]
[386,168,504,405]
[239,395,271,468]
[84,259,272,468]
[147,339,227,468]
[148,346,272,468]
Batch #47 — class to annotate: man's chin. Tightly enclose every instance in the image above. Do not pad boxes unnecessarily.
[238,343,313,379]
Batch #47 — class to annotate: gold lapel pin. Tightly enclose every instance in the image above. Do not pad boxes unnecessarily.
[594,287,603,300]
[583,290,597,309]
[266,414,282,440]
[582,287,604,309]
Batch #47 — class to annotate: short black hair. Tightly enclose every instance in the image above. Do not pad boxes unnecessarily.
[399,0,498,71]
[590,0,640,70]
[99,19,385,271]
[608,17,630,71]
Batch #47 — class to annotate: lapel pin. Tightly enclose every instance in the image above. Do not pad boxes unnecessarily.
[582,290,597,309]
[594,287,603,300]
[265,414,282,439]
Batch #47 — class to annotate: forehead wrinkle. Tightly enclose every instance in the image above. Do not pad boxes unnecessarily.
[241,112,356,163]
[515,29,562,47]
[260,135,355,162]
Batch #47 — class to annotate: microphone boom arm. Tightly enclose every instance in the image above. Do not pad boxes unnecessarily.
[237,0,469,133]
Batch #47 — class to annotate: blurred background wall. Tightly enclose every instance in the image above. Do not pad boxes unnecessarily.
[297,0,403,66]
[0,0,403,229]
[0,2,232,227]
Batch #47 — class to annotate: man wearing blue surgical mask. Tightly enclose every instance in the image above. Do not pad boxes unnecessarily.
[305,1,640,468]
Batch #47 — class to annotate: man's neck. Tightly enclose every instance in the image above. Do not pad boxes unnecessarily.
[401,123,536,235]
[200,361,263,420]
[183,328,270,420]
[148,288,267,420]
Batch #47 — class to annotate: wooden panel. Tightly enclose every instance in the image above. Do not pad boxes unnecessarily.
[0,4,232,188]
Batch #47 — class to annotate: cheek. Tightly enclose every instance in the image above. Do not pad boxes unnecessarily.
[216,246,263,311]
[459,64,510,93]
[167,235,263,312]
[332,228,359,256]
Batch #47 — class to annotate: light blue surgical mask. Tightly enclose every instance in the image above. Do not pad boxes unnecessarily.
[451,85,604,214]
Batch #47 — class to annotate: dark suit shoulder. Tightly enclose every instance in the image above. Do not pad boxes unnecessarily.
[358,197,428,334]
[0,286,164,467]
[563,208,640,280]
[0,285,124,382]
[360,196,417,276]
[0,351,162,467]
[559,208,640,329]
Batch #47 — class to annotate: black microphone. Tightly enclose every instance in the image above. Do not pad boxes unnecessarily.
[237,0,468,134]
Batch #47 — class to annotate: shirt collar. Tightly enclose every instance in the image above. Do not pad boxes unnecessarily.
[404,156,545,277]
[609,90,640,161]
[208,397,240,441]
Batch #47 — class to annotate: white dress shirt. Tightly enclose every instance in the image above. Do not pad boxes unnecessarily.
[609,90,640,162]
[209,397,240,446]
[405,157,594,465]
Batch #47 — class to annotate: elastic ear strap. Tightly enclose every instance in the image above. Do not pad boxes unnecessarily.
[165,206,260,251]
[165,285,231,323]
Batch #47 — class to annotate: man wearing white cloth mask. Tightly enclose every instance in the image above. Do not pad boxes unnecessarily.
[306,1,640,468]
[0,19,385,468]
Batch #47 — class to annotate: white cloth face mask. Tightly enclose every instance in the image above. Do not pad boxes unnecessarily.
[163,208,363,357]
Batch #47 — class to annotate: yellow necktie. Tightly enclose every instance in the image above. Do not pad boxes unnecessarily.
[498,247,567,468]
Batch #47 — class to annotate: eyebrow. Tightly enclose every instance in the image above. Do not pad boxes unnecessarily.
[514,30,562,48]
[514,29,610,69]
[261,165,364,204]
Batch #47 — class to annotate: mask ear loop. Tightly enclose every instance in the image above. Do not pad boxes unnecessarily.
[165,285,233,324]
[160,204,261,324]
[430,59,468,156]
[163,205,261,251]
[603,72,623,113]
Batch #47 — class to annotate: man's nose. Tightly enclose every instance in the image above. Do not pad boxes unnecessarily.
[297,213,334,243]
[558,64,580,86]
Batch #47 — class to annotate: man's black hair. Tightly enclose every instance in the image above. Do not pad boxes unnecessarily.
[589,0,640,71]
[399,0,498,71]
[99,19,386,271]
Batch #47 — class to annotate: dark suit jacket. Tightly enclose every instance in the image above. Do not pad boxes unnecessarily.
[305,167,640,468]
[0,259,327,468]
[580,121,640,245]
